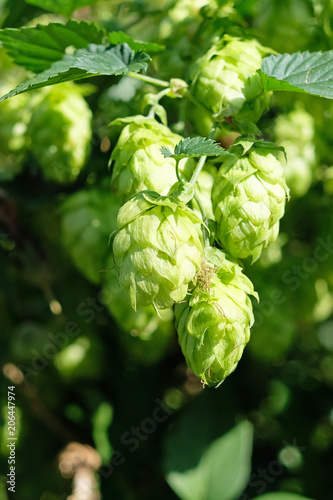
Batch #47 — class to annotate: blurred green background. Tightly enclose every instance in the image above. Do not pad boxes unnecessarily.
[0,1,332,499]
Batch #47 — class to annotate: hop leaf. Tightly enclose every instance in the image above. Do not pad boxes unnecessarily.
[161,137,228,160]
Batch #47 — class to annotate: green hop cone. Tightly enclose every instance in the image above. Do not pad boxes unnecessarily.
[273,105,316,197]
[189,36,271,121]
[0,84,31,156]
[60,187,120,284]
[102,256,174,365]
[112,190,204,310]
[175,247,257,386]
[28,83,92,183]
[110,116,194,201]
[0,79,40,181]
[212,139,289,262]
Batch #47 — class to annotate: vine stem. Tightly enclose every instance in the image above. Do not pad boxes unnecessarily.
[194,193,210,247]
[147,87,171,118]
[175,159,181,181]
[189,121,218,187]
[128,72,170,88]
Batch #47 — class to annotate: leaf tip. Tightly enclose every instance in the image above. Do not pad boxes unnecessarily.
[160,146,173,158]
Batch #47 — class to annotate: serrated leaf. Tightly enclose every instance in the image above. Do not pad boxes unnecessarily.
[160,147,173,158]
[24,0,101,17]
[0,20,105,73]
[161,137,227,160]
[260,51,333,99]
[108,31,165,53]
[0,44,150,101]
[175,137,226,157]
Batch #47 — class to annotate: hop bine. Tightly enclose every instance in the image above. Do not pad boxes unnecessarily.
[175,247,258,386]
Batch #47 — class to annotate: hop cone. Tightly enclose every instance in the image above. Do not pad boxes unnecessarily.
[274,106,315,197]
[189,37,270,121]
[212,140,289,262]
[113,191,204,310]
[28,83,92,183]
[102,256,174,365]
[61,187,120,284]
[0,79,39,180]
[110,116,194,201]
[175,247,257,386]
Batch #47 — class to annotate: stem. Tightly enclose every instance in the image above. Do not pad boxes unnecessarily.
[194,194,210,247]
[155,87,171,101]
[128,72,169,88]
[146,88,170,119]
[189,155,207,187]
[189,121,218,187]
[175,159,181,181]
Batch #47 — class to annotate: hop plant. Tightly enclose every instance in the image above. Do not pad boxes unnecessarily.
[60,188,120,284]
[189,36,270,121]
[273,105,316,197]
[110,116,194,201]
[175,247,257,386]
[112,190,204,310]
[28,83,92,183]
[212,139,289,262]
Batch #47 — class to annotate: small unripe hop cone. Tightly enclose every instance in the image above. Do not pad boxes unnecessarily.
[175,247,258,387]
[112,191,204,310]
[212,139,289,262]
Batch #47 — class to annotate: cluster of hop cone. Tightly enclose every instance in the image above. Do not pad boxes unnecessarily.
[59,36,290,385]
[107,37,290,386]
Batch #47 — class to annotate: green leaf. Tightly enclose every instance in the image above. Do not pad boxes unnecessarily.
[166,421,253,500]
[160,146,174,158]
[260,51,333,99]
[0,44,150,101]
[0,20,105,73]
[108,31,165,53]
[161,137,228,160]
[24,0,102,17]
[253,494,314,500]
